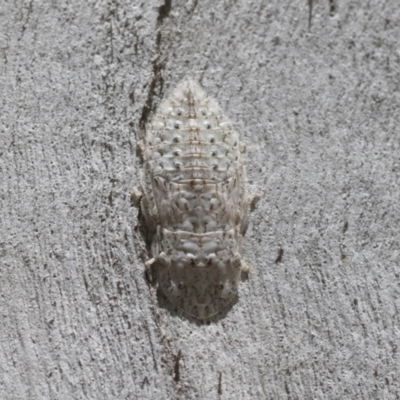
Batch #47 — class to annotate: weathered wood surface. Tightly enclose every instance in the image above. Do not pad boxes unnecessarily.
[1,1,399,398]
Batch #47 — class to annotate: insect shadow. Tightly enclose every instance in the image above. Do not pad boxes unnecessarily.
[155,283,240,324]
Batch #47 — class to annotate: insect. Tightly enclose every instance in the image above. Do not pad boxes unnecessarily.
[134,80,259,319]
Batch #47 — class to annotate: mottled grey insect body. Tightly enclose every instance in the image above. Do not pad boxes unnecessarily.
[138,81,258,319]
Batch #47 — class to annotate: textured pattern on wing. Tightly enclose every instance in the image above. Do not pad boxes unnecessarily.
[141,81,249,319]
[156,229,242,319]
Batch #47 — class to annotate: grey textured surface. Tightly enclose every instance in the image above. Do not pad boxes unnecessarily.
[1,0,399,399]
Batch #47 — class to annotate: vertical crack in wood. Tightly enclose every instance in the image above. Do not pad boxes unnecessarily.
[19,0,34,41]
[173,350,182,382]
[329,0,336,17]
[138,0,171,140]
[275,247,284,264]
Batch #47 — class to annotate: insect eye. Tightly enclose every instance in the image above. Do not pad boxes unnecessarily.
[173,136,180,143]
[209,137,215,143]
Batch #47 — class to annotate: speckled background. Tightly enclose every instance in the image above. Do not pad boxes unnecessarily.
[1,1,399,398]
